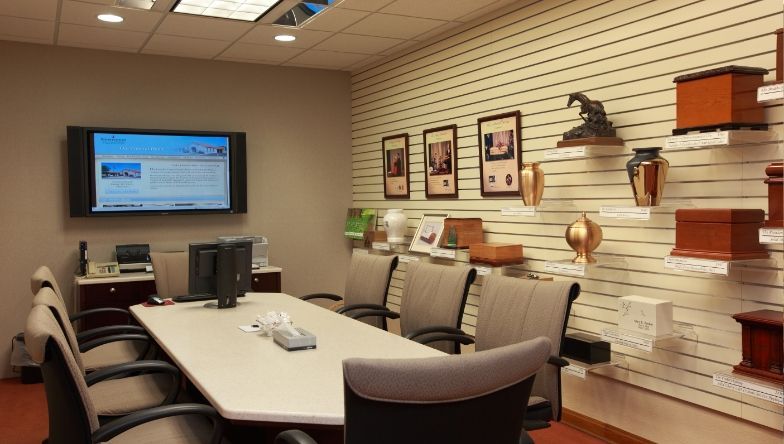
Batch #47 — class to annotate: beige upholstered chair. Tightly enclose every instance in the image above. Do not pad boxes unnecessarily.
[149,251,189,298]
[32,287,181,419]
[275,337,552,444]
[30,265,148,372]
[301,253,399,330]
[25,304,223,444]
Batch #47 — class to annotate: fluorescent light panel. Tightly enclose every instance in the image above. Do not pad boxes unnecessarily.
[171,0,282,22]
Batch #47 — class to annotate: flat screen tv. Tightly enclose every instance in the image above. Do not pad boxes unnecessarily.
[67,126,247,216]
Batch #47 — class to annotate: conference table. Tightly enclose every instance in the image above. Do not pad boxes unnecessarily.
[129,292,444,427]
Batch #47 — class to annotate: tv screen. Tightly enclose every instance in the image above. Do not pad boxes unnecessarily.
[68,126,247,216]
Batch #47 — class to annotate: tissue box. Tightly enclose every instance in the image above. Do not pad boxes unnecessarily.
[562,333,611,365]
[618,296,673,337]
[273,327,317,351]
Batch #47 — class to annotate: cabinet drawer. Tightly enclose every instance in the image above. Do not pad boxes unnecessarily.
[251,272,281,293]
[78,280,156,331]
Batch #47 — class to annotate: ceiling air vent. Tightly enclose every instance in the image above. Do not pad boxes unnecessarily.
[274,0,340,27]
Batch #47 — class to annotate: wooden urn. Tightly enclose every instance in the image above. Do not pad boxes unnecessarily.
[672,65,768,133]
[670,209,769,261]
[732,310,783,383]
[765,162,783,227]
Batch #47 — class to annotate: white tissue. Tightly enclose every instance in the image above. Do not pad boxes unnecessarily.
[256,311,293,336]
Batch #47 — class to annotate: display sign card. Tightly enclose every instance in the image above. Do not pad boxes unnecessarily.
[757,83,784,102]
[664,131,729,149]
[372,242,391,251]
[601,328,654,352]
[501,207,537,217]
[352,248,369,255]
[664,255,729,275]
[759,228,784,244]
[599,206,651,220]
[544,261,585,277]
[562,364,587,379]
[543,146,586,160]
[474,266,492,276]
[398,255,420,263]
[713,372,784,405]
[430,248,457,259]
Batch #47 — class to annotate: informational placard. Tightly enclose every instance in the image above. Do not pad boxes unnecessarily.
[759,228,784,244]
[713,372,784,405]
[599,206,651,220]
[501,207,537,217]
[371,242,391,251]
[352,248,369,255]
[474,266,492,276]
[544,261,585,277]
[664,131,729,149]
[430,248,457,259]
[562,364,587,379]
[664,255,729,276]
[543,146,586,160]
[398,255,420,263]
[601,328,654,352]
[757,83,784,102]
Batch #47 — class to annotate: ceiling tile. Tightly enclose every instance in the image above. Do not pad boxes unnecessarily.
[240,25,332,49]
[379,0,499,22]
[342,13,446,40]
[156,13,253,41]
[314,33,402,55]
[286,49,370,69]
[60,1,163,32]
[455,1,514,23]
[302,7,368,32]
[58,23,149,50]
[220,42,303,62]
[143,34,231,58]
[347,54,385,72]
[379,39,417,56]
[0,16,54,44]
[335,0,395,13]
[0,0,58,20]
[411,21,461,42]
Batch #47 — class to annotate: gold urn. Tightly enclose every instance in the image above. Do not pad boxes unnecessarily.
[519,162,545,206]
[565,212,603,263]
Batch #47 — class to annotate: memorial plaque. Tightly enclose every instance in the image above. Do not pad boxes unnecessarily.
[670,208,769,261]
[732,310,783,384]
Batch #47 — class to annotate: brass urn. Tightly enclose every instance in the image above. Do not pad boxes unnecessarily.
[565,212,603,263]
[519,162,544,206]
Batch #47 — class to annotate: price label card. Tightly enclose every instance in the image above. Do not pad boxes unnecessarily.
[599,206,651,220]
[713,373,784,405]
[371,242,391,251]
[352,248,369,255]
[664,131,729,149]
[544,261,585,277]
[562,364,586,379]
[398,255,420,263]
[601,328,654,352]
[430,248,456,259]
[757,83,784,102]
[759,228,784,244]
[543,146,587,160]
[664,256,729,275]
[474,266,492,276]
[501,207,536,217]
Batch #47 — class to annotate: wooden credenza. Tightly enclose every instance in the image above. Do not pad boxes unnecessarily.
[74,266,283,331]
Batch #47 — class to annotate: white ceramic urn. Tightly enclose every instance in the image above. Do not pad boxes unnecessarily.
[383,209,407,243]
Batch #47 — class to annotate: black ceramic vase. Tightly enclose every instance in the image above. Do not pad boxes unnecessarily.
[625,147,669,206]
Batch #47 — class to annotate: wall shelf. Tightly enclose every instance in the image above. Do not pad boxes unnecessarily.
[663,255,777,276]
[598,200,694,220]
[500,200,577,217]
[663,130,776,150]
[562,354,629,379]
[543,144,627,160]
[601,322,696,353]
[544,256,628,277]
[713,371,783,406]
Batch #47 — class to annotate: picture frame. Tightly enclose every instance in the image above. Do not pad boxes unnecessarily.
[477,111,522,196]
[423,125,458,198]
[382,133,410,199]
[409,213,450,254]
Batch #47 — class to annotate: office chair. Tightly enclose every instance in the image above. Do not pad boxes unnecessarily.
[149,251,189,298]
[32,287,182,419]
[412,276,580,440]
[300,253,398,330]
[31,265,150,372]
[275,337,552,444]
[25,304,224,444]
[353,261,477,354]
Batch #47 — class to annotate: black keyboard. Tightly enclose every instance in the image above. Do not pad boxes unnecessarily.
[172,293,246,303]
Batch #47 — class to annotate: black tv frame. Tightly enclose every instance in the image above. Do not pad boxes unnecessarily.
[67,126,247,217]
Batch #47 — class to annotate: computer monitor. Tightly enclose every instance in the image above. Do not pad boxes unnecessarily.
[188,240,253,308]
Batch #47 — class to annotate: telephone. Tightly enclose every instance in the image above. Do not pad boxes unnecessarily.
[86,261,121,279]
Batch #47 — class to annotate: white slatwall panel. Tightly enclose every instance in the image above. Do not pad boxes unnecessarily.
[350,0,783,430]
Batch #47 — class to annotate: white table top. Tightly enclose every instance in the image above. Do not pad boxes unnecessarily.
[130,292,443,425]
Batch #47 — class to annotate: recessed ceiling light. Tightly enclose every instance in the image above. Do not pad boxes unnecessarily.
[97,14,124,23]
[275,34,296,42]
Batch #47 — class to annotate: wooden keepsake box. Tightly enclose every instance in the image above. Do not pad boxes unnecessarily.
[670,209,768,261]
[732,309,783,383]
[468,242,523,266]
[673,65,768,132]
[440,218,483,248]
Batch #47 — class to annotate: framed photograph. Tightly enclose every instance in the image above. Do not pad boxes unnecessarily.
[382,133,410,199]
[477,111,522,196]
[409,213,449,254]
[423,125,458,198]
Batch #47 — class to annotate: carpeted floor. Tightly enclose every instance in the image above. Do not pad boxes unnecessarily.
[0,377,605,443]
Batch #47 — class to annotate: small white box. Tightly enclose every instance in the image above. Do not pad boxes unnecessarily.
[618,295,673,337]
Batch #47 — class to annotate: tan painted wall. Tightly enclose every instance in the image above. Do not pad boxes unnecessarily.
[0,41,353,378]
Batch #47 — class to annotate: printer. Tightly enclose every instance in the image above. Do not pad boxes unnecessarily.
[217,235,269,267]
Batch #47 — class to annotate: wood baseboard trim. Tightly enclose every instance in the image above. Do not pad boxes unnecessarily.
[562,408,655,444]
